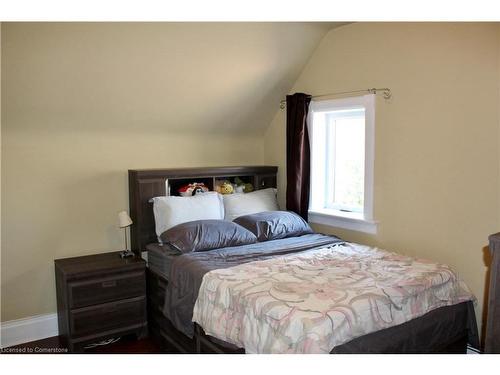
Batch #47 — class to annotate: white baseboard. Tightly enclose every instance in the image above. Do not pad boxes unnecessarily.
[1,313,58,348]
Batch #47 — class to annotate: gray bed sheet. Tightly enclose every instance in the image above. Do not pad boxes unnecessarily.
[162,233,344,337]
[145,243,180,280]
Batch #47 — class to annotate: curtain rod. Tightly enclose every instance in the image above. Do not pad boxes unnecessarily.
[279,88,392,109]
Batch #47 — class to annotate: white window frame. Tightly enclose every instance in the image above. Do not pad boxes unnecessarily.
[307,94,377,234]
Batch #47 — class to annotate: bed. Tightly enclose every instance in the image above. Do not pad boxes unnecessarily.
[128,166,479,354]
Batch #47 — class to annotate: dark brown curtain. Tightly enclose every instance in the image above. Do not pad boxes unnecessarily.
[286,92,311,221]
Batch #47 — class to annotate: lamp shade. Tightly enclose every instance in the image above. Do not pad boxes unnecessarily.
[118,211,133,228]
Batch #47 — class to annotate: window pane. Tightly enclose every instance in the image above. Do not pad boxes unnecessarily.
[309,112,327,211]
[328,113,365,212]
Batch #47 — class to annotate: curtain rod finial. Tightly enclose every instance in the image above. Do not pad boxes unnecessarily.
[382,88,392,100]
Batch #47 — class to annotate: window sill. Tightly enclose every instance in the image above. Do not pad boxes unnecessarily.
[308,209,378,234]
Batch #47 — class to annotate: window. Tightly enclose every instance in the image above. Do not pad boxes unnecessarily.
[308,94,377,234]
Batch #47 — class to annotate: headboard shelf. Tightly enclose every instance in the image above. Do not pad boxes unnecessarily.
[129,166,277,178]
[128,166,278,255]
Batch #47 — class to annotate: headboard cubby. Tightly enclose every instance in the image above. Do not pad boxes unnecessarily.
[167,177,215,196]
[128,166,278,255]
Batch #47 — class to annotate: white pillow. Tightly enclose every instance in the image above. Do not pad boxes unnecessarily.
[152,192,224,242]
[223,188,279,221]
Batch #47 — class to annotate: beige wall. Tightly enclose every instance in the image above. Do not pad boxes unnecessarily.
[265,22,500,333]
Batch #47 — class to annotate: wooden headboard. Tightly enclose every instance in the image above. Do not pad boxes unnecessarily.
[128,166,278,255]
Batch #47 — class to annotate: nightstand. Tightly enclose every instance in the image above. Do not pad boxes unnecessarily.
[54,251,147,352]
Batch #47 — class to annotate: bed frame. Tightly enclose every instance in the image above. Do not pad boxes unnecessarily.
[128,166,475,354]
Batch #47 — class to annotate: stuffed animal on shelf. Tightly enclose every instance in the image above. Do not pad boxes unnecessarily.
[234,177,254,193]
[234,177,245,193]
[178,182,209,197]
[218,181,234,195]
[243,182,254,193]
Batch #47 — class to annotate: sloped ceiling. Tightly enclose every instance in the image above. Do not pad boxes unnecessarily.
[3,22,345,135]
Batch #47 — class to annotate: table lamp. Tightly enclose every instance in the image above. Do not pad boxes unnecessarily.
[118,211,134,258]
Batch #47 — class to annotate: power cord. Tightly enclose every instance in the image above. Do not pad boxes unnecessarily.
[84,337,121,349]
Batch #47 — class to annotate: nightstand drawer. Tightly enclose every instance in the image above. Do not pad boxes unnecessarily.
[69,271,145,308]
[70,295,146,338]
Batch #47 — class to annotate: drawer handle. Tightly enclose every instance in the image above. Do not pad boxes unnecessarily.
[101,280,117,288]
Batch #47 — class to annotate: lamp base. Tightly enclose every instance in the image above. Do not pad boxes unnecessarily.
[119,250,135,258]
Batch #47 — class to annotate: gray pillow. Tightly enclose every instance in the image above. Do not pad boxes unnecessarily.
[160,219,257,253]
[234,211,314,242]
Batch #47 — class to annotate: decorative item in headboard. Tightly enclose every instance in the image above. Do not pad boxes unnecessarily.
[128,166,278,256]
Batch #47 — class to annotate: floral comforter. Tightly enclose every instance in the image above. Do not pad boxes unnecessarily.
[192,243,474,353]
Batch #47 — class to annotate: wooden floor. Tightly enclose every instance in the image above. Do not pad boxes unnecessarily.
[2,334,179,354]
